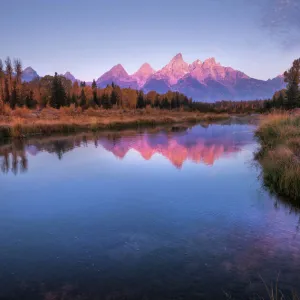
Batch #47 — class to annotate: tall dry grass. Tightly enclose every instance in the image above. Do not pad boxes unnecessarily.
[0,106,229,139]
[256,112,300,201]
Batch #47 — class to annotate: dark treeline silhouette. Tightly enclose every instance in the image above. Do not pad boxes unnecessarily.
[190,100,266,114]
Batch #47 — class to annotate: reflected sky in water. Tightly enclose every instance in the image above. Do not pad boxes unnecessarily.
[0,124,300,300]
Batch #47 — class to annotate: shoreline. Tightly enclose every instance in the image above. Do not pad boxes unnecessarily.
[0,107,230,139]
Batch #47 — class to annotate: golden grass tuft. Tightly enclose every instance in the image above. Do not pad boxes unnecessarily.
[256,113,300,202]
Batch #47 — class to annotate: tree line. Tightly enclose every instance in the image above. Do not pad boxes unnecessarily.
[0,57,192,111]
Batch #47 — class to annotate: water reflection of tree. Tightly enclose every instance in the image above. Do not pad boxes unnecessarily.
[0,141,28,174]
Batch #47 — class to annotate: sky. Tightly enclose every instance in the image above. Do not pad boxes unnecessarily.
[0,0,299,81]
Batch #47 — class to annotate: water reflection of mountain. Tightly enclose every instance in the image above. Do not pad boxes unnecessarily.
[0,124,255,174]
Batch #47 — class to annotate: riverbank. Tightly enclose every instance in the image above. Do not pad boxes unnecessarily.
[0,106,229,139]
[255,113,300,202]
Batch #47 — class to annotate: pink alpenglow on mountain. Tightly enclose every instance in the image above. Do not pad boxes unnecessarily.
[132,63,155,88]
[96,64,138,89]
[188,58,249,85]
[27,53,286,102]
[152,53,189,85]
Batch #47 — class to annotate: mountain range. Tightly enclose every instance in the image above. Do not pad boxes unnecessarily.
[21,53,286,102]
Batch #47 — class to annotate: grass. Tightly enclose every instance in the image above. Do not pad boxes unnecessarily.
[0,105,229,139]
[255,111,300,202]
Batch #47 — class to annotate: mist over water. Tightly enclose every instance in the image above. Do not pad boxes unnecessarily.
[1,124,300,300]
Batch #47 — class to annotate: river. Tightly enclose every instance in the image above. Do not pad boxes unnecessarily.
[1,123,300,299]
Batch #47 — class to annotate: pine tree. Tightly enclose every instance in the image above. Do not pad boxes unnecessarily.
[25,90,36,108]
[50,72,67,108]
[80,88,87,108]
[14,59,22,85]
[154,95,160,108]
[110,89,118,106]
[102,94,111,109]
[91,79,99,106]
[4,57,12,104]
[161,97,169,109]
[137,91,145,108]
[92,79,97,89]
[0,59,4,104]
[13,59,22,107]
[4,77,10,104]
[284,58,300,108]
[10,81,18,109]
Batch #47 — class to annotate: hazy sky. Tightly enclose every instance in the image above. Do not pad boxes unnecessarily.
[1,0,299,80]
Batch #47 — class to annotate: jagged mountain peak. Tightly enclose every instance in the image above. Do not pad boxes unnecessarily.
[189,59,203,71]
[153,53,189,85]
[171,53,184,61]
[203,57,219,66]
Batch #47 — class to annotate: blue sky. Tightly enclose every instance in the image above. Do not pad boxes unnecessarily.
[0,0,299,80]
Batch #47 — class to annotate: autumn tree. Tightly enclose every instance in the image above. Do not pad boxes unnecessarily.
[10,59,23,108]
[146,91,157,106]
[0,59,4,108]
[4,57,13,104]
[114,85,122,107]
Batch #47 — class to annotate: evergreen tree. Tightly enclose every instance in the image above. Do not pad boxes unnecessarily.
[0,59,4,103]
[10,81,18,109]
[92,79,97,89]
[154,95,160,108]
[4,77,10,104]
[284,58,300,108]
[71,94,77,106]
[80,81,86,88]
[91,80,99,106]
[50,72,67,108]
[14,59,22,85]
[25,90,37,108]
[111,89,118,106]
[171,97,177,109]
[102,94,111,109]
[137,91,145,108]
[80,88,87,108]
[161,97,169,109]
[4,57,12,104]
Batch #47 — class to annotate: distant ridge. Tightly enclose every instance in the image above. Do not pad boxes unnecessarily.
[23,54,286,102]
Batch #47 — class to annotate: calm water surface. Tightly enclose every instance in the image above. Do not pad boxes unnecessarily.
[1,123,300,300]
